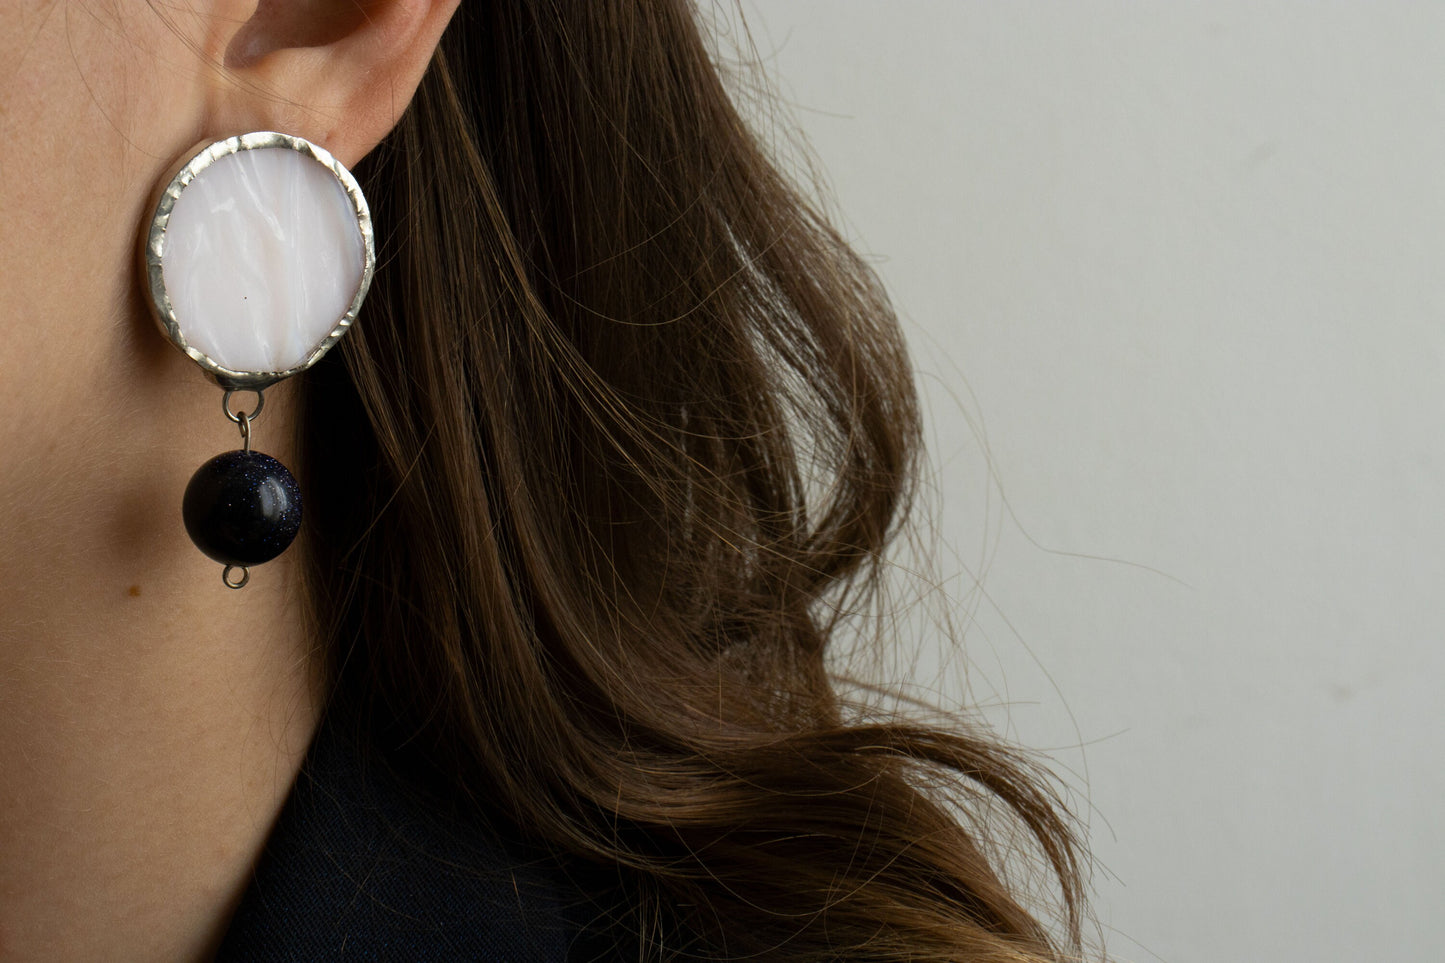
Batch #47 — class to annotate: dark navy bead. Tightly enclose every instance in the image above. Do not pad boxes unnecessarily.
[183,450,303,566]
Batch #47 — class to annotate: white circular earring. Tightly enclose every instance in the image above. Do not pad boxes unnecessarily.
[138,132,376,588]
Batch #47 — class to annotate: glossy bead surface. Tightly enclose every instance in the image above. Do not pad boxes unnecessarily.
[182,450,303,566]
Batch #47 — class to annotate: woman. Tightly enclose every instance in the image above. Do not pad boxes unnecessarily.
[0,1,1088,959]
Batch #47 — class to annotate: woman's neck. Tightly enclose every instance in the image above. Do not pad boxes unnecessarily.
[0,358,322,962]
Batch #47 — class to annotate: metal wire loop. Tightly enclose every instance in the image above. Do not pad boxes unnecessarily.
[238,411,252,453]
[222,565,251,590]
[223,388,265,425]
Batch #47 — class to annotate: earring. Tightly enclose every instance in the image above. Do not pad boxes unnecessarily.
[139,132,375,589]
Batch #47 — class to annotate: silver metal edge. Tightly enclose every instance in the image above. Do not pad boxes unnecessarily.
[140,131,375,391]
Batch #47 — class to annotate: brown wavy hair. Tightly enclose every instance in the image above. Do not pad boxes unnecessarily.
[297,2,1089,959]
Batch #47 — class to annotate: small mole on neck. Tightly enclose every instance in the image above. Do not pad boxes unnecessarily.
[127,584,142,598]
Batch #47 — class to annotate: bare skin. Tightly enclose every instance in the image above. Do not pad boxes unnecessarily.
[0,1,457,959]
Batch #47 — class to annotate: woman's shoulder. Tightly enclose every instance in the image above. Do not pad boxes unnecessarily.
[215,712,615,961]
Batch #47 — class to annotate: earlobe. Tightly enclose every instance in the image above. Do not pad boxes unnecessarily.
[210,0,459,168]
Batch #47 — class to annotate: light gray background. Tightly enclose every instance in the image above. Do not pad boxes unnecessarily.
[731,3,1445,961]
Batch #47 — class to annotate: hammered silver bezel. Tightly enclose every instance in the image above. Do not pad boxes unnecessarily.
[141,131,375,391]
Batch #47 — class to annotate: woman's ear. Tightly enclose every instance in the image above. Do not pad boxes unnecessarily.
[205,0,461,168]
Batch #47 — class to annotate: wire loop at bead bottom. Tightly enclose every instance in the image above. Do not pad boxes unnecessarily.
[222,565,251,590]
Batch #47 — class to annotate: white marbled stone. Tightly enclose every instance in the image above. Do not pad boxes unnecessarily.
[161,146,366,375]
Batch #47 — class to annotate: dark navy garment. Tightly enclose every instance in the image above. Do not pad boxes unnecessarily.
[215,713,615,961]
